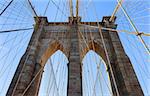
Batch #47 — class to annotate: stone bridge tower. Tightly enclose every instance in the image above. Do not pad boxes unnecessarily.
[6,16,144,96]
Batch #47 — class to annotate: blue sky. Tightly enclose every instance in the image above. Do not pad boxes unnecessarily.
[0,0,149,96]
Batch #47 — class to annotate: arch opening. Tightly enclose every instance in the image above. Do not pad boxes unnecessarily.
[39,40,67,66]
[39,50,68,96]
[82,50,112,96]
[81,41,107,63]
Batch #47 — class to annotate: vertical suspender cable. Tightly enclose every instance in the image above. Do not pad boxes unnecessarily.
[90,1,120,96]
[98,26,120,96]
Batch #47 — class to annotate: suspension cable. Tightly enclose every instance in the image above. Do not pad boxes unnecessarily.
[69,0,73,17]
[43,0,51,16]
[116,0,150,54]
[0,28,33,33]
[109,0,123,22]
[79,1,113,95]
[0,0,14,16]
[11,19,46,96]
[76,0,79,17]
[90,1,120,96]
[50,0,68,18]
[79,24,150,37]
[27,0,38,17]
[21,67,44,96]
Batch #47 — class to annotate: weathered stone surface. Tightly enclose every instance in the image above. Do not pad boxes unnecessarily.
[6,16,143,96]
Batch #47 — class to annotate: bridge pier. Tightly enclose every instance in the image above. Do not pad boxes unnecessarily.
[67,19,82,96]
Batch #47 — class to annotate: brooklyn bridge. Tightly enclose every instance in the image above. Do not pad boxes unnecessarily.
[0,0,149,96]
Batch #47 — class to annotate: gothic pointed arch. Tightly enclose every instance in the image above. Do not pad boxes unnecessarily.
[37,40,67,66]
[81,40,107,63]
[82,50,113,96]
[39,50,68,96]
